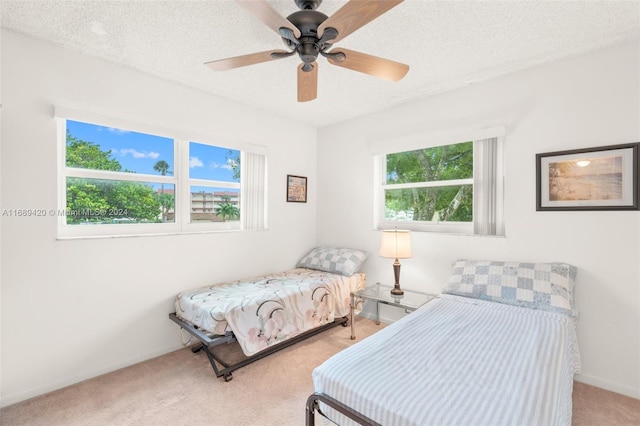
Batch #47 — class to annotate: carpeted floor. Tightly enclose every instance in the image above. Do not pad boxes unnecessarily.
[1,317,639,425]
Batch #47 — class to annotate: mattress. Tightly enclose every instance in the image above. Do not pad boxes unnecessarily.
[312,294,581,426]
[175,267,365,356]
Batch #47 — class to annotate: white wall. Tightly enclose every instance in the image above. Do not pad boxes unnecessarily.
[317,40,640,399]
[0,30,317,406]
[2,29,639,408]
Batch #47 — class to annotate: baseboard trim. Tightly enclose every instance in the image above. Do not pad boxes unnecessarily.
[575,373,640,400]
[0,343,183,408]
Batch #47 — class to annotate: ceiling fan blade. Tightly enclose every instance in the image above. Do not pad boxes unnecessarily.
[317,0,404,44]
[205,50,291,71]
[326,48,409,81]
[236,0,301,39]
[297,62,318,102]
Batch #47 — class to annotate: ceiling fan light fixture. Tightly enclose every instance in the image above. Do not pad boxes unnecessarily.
[298,39,320,63]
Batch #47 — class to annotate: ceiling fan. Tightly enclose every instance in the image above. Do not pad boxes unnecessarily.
[205,0,409,102]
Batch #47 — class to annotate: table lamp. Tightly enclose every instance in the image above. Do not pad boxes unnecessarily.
[379,229,412,295]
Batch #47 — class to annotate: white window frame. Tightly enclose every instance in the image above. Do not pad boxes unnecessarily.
[371,127,505,236]
[181,139,242,233]
[55,107,267,239]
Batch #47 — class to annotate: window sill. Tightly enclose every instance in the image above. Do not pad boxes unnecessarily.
[56,227,267,241]
[377,221,504,237]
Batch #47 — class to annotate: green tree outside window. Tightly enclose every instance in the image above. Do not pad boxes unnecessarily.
[214,195,239,222]
[385,141,473,222]
[65,131,166,224]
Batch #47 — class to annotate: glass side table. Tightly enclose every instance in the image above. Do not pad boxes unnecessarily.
[350,283,437,339]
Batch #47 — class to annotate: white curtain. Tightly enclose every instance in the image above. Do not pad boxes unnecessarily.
[241,151,267,230]
[473,137,503,236]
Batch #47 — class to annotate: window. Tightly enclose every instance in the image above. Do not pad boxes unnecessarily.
[383,140,474,223]
[56,110,267,238]
[188,142,241,228]
[374,129,504,235]
[64,120,177,229]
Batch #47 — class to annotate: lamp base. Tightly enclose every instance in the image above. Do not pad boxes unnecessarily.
[390,286,404,296]
[390,260,404,295]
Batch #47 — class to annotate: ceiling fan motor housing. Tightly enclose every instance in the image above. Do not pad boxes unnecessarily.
[285,10,329,68]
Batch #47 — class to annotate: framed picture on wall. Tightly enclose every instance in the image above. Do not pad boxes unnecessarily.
[536,142,639,211]
[287,175,307,203]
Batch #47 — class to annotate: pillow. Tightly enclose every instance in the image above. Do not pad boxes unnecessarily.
[297,246,368,277]
[442,259,578,317]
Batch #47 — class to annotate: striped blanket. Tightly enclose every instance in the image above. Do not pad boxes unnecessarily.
[312,294,581,426]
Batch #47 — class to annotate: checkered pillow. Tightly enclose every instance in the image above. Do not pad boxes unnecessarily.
[297,247,368,277]
[443,260,578,317]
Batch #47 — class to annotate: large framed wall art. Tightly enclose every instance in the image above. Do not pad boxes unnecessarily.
[536,143,639,211]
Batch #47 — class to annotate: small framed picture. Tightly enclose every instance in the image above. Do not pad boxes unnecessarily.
[536,143,639,211]
[287,175,307,203]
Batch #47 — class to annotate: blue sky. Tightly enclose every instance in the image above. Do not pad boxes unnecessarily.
[67,120,239,182]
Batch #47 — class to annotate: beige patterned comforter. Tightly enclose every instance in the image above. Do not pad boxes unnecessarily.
[175,268,366,356]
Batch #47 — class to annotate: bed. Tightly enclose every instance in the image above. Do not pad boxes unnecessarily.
[169,246,368,381]
[306,260,581,426]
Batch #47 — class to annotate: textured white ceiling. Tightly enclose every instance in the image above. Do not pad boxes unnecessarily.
[2,0,639,127]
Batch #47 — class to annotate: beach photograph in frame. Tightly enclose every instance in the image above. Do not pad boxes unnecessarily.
[536,143,639,211]
[287,175,307,203]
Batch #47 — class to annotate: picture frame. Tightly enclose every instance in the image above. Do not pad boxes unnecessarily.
[287,174,307,203]
[536,142,639,211]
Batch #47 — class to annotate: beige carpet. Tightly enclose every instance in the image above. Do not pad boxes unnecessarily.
[1,317,639,426]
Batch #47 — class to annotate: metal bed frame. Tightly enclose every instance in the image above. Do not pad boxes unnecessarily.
[306,392,380,426]
[169,313,349,382]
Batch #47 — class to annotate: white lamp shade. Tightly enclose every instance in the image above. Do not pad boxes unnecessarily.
[379,229,412,259]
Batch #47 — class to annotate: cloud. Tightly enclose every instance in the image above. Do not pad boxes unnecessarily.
[103,127,129,135]
[205,158,237,171]
[190,157,204,168]
[115,148,160,159]
[208,161,233,171]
